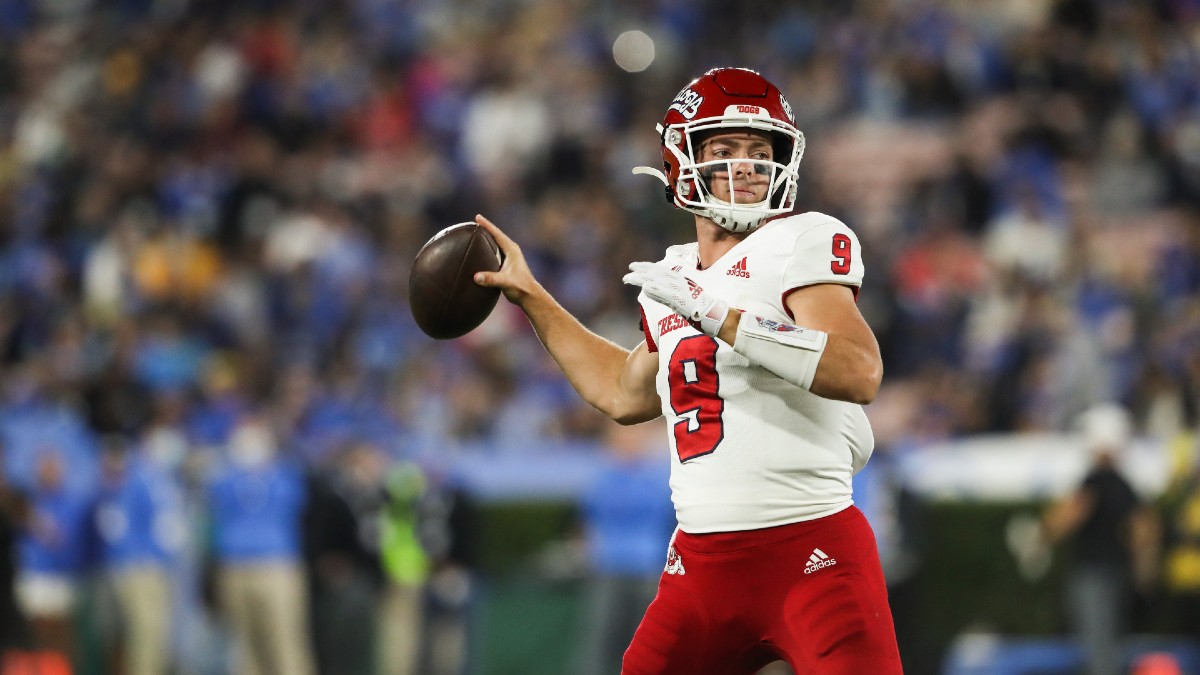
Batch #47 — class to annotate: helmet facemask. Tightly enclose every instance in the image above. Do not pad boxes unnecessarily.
[638,116,805,233]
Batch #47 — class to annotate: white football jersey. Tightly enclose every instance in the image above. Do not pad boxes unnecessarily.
[638,212,875,533]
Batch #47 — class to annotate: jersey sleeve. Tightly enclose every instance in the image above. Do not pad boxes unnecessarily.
[781,218,865,295]
[639,305,658,353]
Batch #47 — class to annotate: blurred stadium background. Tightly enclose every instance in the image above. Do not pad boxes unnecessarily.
[0,0,1199,673]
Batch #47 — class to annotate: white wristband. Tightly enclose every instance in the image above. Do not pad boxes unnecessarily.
[733,314,828,390]
[694,296,729,337]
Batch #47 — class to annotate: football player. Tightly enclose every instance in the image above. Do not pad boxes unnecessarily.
[473,67,902,674]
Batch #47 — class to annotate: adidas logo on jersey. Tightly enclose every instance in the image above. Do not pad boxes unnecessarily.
[804,548,836,574]
[726,257,750,278]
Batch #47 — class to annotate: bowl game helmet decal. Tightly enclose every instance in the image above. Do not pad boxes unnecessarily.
[634,67,805,233]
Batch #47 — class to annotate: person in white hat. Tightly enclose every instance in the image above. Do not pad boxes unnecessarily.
[1041,404,1160,675]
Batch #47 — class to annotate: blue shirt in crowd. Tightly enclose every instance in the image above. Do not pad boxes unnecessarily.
[582,453,675,578]
[19,487,93,575]
[207,460,307,563]
[96,457,183,568]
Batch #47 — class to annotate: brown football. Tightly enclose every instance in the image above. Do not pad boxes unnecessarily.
[409,222,503,339]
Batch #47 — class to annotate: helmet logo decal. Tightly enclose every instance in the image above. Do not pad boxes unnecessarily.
[735,105,761,114]
[779,93,795,124]
[669,88,704,119]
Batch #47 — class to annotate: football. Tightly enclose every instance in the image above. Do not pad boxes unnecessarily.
[409,222,503,339]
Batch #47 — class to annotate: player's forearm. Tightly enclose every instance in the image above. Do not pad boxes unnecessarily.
[809,336,883,404]
[517,287,635,417]
[721,310,881,404]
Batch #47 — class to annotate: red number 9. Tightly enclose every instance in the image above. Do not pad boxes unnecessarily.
[667,336,724,462]
[831,233,852,275]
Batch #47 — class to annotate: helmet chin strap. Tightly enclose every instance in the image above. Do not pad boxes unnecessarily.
[706,205,767,233]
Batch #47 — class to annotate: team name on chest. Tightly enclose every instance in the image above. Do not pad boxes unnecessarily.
[657,313,692,337]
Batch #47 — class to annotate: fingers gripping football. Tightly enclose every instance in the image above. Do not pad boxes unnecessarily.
[471,214,538,306]
[623,262,729,337]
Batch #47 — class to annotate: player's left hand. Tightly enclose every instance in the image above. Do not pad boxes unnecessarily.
[623,262,729,336]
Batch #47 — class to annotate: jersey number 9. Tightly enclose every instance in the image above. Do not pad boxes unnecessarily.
[668,335,725,462]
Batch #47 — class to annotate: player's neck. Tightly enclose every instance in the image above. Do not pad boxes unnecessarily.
[694,217,748,270]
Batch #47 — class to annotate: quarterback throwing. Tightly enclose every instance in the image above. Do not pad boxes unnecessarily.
[474,67,902,674]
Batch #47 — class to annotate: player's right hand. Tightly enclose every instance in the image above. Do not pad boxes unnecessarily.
[472,214,541,306]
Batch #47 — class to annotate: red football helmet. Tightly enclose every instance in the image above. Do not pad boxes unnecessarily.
[634,67,805,233]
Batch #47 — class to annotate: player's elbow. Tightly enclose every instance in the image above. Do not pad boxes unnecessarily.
[612,406,661,426]
[606,396,661,426]
[840,359,882,405]
[850,368,882,404]
[613,412,645,426]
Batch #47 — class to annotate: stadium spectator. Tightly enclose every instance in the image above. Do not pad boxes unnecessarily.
[419,483,479,675]
[14,450,91,666]
[573,422,673,675]
[94,434,184,675]
[304,441,389,675]
[374,459,436,675]
[1040,404,1160,675]
[207,414,314,675]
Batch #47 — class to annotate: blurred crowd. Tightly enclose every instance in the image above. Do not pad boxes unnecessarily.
[0,0,1199,672]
